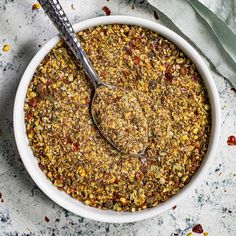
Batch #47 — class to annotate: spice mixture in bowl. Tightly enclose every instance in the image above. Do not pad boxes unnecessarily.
[14,16,220,223]
[24,24,211,212]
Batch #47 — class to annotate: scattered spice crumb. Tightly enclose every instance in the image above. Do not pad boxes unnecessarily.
[172,205,177,210]
[1,199,4,203]
[32,3,41,10]
[102,6,111,15]
[71,3,75,10]
[3,68,6,72]
[38,44,41,48]
[227,135,236,146]
[44,216,50,222]
[132,4,135,9]
[154,11,159,20]
[231,87,236,93]
[55,218,60,222]
[2,44,11,52]
[0,192,2,199]
[44,39,47,41]
[192,224,204,234]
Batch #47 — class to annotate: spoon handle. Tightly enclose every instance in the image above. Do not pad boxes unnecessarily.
[38,0,101,88]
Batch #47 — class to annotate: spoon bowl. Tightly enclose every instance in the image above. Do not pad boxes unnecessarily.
[91,86,148,155]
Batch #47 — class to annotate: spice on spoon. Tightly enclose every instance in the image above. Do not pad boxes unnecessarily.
[92,86,148,155]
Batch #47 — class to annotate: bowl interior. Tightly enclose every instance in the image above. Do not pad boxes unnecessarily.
[13,15,220,223]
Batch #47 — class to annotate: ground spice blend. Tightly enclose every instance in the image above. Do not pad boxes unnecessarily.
[25,25,211,212]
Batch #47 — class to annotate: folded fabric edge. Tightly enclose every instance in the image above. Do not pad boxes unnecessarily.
[189,0,236,64]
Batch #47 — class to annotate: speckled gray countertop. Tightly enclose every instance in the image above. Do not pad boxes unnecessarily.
[0,0,236,235]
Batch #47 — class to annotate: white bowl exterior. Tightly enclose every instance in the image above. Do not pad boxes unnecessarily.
[13,16,221,223]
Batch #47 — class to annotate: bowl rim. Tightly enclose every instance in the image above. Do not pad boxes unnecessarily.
[13,15,221,223]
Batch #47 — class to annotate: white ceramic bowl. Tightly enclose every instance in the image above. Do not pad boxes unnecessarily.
[13,16,221,223]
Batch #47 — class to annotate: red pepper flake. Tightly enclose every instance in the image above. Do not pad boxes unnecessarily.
[192,224,204,234]
[100,71,107,78]
[46,79,52,86]
[165,72,173,81]
[180,67,187,76]
[227,135,236,146]
[71,143,79,152]
[134,55,140,65]
[161,41,169,50]
[112,192,121,200]
[124,46,132,55]
[64,135,72,144]
[102,6,111,16]
[154,11,159,20]
[28,98,37,107]
[26,113,32,122]
[123,70,131,77]
[192,74,200,81]
[102,28,108,35]
[38,163,46,171]
[135,172,143,180]
[131,37,142,48]
[165,63,173,73]
[44,216,50,222]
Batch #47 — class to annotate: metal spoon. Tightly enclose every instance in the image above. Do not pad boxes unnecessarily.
[38,0,148,155]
